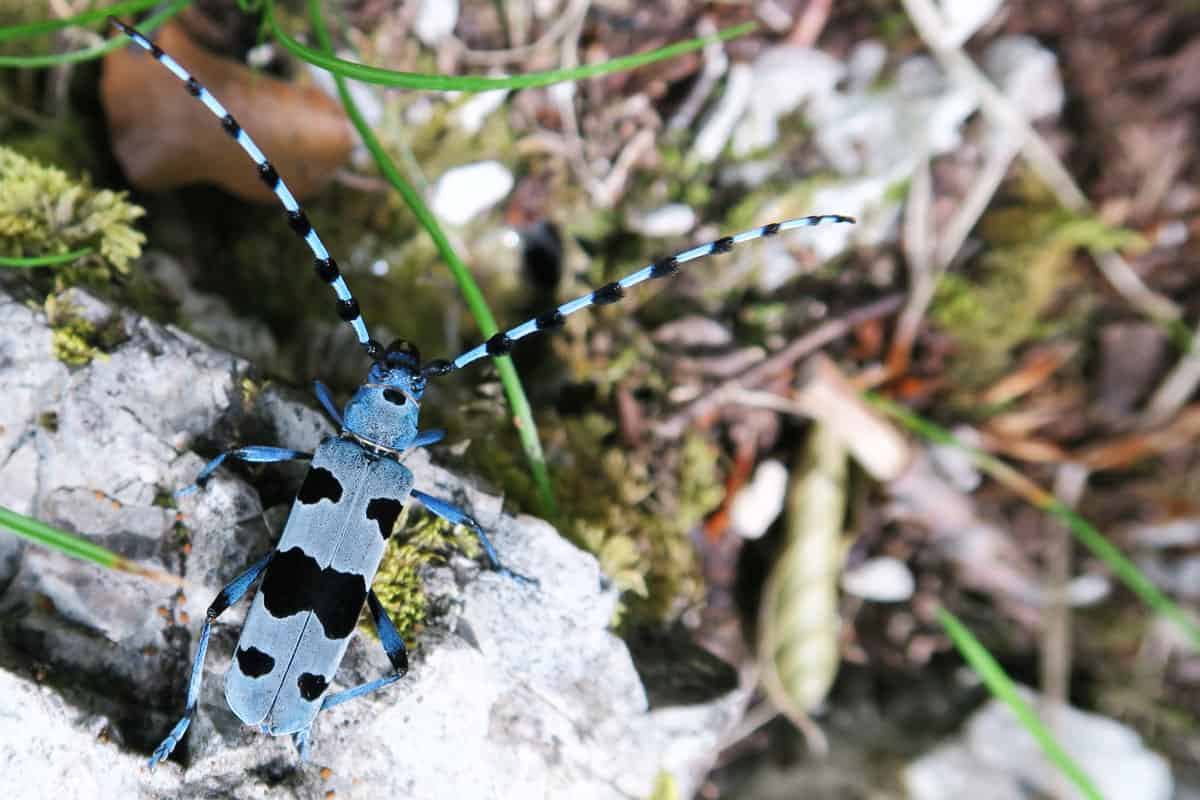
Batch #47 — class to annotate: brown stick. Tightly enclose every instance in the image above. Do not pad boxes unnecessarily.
[655,293,905,438]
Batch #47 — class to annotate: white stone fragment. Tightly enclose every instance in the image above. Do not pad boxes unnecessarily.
[732,46,845,157]
[628,203,697,238]
[983,35,1064,122]
[414,0,459,47]
[651,315,734,348]
[905,687,1173,800]
[533,0,561,18]
[1065,574,1111,606]
[454,89,510,134]
[812,54,977,177]
[730,460,789,539]
[937,0,1005,48]
[691,62,754,164]
[841,556,915,602]
[846,40,887,90]
[431,161,515,225]
[929,426,984,492]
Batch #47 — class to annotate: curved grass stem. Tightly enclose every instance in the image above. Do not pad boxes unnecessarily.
[0,0,188,68]
[308,0,557,519]
[274,0,752,92]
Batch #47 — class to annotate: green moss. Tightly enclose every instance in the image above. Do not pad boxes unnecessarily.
[370,505,480,641]
[44,293,128,366]
[0,146,145,285]
[240,377,267,411]
[455,408,723,625]
[932,191,1143,391]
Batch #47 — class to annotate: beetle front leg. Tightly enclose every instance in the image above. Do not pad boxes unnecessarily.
[177,446,312,497]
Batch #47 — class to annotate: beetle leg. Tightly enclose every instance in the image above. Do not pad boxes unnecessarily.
[409,429,445,448]
[149,552,274,769]
[319,590,408,712]
[177,446,313,497]
[410,489,538,586]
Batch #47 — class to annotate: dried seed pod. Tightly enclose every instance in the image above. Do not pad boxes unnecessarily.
[757,421,848,730]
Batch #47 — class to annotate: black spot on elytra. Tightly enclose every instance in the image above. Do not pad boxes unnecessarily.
[298,672,329,702]
[297,466,342,505]
[236,646,275,678]
[260,547,367,639]
[366,498,405,539]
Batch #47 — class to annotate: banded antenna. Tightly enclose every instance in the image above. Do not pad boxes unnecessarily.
[108,17,385,362]
[110,19,854,375]
[421,214,856,377]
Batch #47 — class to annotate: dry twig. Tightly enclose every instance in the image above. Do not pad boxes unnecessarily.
[899,0,1181,324]
[655,294,905,438]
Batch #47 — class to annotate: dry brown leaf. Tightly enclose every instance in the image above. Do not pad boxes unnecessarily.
[101,22,353,202]
[981,389,1081,438]
[977,433,1069,464]
[979,342,1078,406]
[1077,405,1200,471]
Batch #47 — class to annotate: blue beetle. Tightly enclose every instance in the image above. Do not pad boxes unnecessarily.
[109,16,853,768]
[151,338,535,766]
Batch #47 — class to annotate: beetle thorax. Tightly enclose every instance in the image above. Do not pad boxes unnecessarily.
[342,361,424,453]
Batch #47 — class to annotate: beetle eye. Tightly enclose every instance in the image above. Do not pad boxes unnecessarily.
[382,389,407,406]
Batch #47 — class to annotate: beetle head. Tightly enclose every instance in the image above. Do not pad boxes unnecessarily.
[342,340,426,452]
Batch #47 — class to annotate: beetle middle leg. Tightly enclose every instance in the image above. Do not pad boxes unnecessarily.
[409,489,538,586]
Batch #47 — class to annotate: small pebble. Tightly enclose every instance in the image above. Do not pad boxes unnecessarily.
[841,557,915,602]
[431,161,514,225]
[730,460,788,539]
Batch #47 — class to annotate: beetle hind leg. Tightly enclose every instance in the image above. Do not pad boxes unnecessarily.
[292,727,313,762]
[319,591,408,712]
[148,552,273,769]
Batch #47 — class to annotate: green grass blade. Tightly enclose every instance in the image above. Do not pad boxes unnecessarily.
[868,392,1200,649]
[936,607,1104,800]
[0,505,181,584]
[0,0,159,43]
[0,248,92,268]
[275,0,753,92]
[309,0,557,519]
[1048,500,1200,648]
[0,0,187,68]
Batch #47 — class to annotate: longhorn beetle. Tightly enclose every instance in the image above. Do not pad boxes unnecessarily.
[110,17,854,768]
